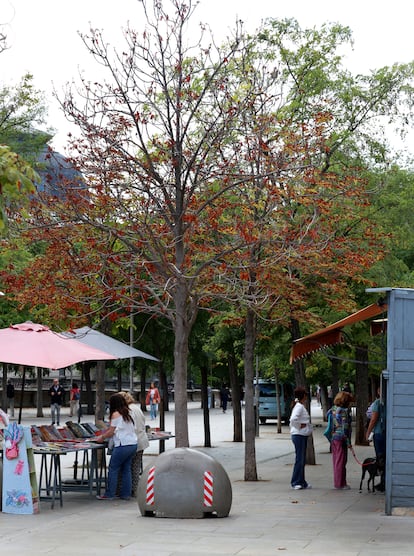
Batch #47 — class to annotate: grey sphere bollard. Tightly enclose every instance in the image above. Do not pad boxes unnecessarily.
[137,447,232,518]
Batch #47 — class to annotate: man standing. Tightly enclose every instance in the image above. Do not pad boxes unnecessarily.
[366,388,386,491]
[49,378,65,425]
[6,379,15,418]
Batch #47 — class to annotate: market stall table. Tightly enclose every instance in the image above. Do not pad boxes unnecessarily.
[33,431,175,508]
[35,440,107,509]
[147,430,174,454]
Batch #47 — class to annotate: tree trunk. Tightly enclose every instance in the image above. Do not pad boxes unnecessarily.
[159,364,169,412]
[330,352,340,400]
[290,318,307,387]
[18,366,25,424]
[355,345,369,446]
[95,360,106,422]
[228,351,242,442]
[173,283,192,447]
[320,384,329,419]
[1,364,6,410]
[140,368,147,412]
[244,308,258,481]
[84,363,94,414]
[117,367,122,392]
[275,371,282,434]
[36,367,44,417]
[201,365,211,448]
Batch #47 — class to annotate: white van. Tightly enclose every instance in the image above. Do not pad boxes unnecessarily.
[256,380,294,424]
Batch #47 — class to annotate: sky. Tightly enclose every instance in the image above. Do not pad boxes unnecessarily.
[1,0,413,153]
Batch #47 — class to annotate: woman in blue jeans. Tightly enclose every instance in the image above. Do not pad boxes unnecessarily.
[96,393,138,500]
[289,387,312,490]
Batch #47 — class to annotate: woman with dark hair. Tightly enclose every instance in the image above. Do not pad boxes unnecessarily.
[289,386,312,490]
[329,391,353,489]
[96,393,138,500]
[118,391,149,497]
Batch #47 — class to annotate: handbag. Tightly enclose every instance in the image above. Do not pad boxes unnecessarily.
[323,410,333,442]
[107,437,115,455]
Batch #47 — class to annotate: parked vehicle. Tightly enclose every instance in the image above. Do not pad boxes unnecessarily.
[255,380,294,424]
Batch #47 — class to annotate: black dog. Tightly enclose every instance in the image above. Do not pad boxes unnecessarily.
[359,456,384,493]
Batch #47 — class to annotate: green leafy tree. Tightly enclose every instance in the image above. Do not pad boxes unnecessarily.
[0,144,38,230]
[0,73,50,159]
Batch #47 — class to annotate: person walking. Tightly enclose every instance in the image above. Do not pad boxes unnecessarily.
[329,391,353,489]
[220,384,230,413]
[289,386,312,490]
[146,382,161,420]
[69,382,81,418]
[49,378,65,425]
[96,393,138,500]
[6,379,15,418]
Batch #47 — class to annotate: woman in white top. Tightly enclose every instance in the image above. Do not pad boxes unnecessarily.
[96,393,137,500]
[119,391,149,496]
[289,386,312,490]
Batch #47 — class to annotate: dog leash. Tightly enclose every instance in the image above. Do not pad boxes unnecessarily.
[349,444,367,466]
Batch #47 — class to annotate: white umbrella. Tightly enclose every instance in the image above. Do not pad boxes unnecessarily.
[65,326,159,361]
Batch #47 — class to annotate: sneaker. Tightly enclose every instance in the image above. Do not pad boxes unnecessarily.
[292,485,303,490]
[96,494,114,500]
[342,485,351,490]
[304,484,312,489]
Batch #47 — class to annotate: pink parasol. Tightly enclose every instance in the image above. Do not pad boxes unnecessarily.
[0,322,117,369]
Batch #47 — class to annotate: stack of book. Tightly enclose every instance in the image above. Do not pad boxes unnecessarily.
[30,421,109,447]
[65,421,95,439]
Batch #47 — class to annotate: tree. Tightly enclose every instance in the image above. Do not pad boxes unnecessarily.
[0,144,38,230]
[0,74,50,158]
[44,0,265,447]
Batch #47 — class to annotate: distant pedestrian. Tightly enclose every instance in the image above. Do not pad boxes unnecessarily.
[220,384,230,413]
[146,382,161,420]
[6,379,15,418]
[49,378,65,425]
[327,386,333,409]
[207,386,212,409]
[289,386,312,490]
[69,382,80,418]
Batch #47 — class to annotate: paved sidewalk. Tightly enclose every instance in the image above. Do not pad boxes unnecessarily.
[1,401,413,555]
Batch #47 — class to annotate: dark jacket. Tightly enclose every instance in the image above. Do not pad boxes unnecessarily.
[6,383,15,399]
[49,384,65,405]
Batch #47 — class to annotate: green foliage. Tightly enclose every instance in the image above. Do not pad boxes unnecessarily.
[0,73,50,230]
[366,165,414,286]
[0,144,39,229]
[0,74,50,158]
